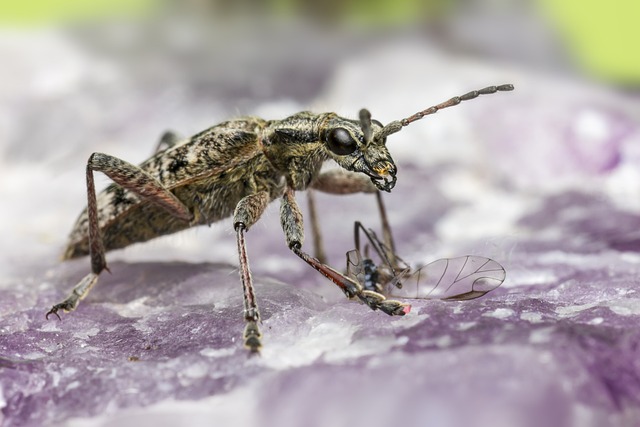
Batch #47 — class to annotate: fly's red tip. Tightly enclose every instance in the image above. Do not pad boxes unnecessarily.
[402,305,411,314]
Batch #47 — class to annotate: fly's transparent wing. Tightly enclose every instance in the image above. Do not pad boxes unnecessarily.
[346,249,366,284]
[386,256,505,300]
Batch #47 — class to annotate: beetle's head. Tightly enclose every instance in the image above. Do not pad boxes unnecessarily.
[320,84,515,192]
[321,109,399,192]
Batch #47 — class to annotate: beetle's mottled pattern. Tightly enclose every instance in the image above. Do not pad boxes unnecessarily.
[64,112,393,259]
[65,118,275,258]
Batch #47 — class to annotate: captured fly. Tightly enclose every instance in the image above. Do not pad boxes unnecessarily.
[345,194,505,303]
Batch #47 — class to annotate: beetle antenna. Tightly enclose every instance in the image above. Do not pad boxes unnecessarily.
[359,108,373,146]
[375,84,514,140]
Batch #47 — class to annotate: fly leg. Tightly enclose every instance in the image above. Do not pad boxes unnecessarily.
[282,187,409,316]
[47,152,193,320]
[233,191,270,353]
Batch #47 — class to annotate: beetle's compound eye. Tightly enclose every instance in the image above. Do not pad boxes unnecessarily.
[327,127,357,155]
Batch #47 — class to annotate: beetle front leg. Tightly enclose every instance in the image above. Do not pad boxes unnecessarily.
[281,187,410,316]
[306,190,327,264]
[233,191,270,353]
[47,153,193,320]
[307,169,379,264]
[310,169,379,195]
[310,170,401,267]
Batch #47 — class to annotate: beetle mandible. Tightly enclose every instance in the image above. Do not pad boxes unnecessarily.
[48,84,514,352]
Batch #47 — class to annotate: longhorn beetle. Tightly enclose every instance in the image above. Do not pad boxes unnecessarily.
[48,84,514,352]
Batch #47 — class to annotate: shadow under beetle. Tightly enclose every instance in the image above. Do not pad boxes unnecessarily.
[48,84,514,352]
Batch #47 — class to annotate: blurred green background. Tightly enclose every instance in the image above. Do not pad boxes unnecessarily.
[1,0,639,85]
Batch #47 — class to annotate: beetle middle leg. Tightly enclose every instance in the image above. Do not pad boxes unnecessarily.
[46,152,193,320]
[233,191,271,353]
[281,187,409,316]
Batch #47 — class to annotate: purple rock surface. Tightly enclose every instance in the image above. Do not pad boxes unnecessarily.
[2,25,640,427]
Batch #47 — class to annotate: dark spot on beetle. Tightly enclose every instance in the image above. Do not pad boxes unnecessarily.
[112,187,128,205]
[168,157,188,173]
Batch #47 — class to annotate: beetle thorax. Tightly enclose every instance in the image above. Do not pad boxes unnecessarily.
[261,112,332,190]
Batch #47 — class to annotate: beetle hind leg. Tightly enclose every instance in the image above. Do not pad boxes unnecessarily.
[48,152,192,320]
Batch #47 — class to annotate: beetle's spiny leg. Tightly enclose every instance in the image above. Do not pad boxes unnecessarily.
[49,152,193,320]
[235,225,262,353]
[233,191,270,353]
[291,244,361,298]
[282,187,409,316]
[292,245,409,315]
[306,190,327,264]
[46,273,99,320]
[310,169,378,195]
[90,153,193,222]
